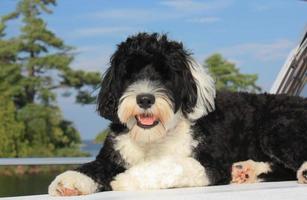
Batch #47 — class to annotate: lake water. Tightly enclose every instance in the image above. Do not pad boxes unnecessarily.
[0,170,63,197]
[80,140,102,157]
[0,140,102,197]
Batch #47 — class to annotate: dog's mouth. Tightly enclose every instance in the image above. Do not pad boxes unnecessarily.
[135,114,159,129]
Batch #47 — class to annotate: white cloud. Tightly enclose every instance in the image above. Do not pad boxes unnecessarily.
[86,9,183,22]
[218,39,295,62]
[73,54,110,72]
[72,45,114,72]
[73,27,135,37]
[186,16,221,24]
[248,2,275,12]
[160,0,210,11]
[85,0,232,23]
[160,0,233,12]
[75,45,110,54]
[89,9,153,20]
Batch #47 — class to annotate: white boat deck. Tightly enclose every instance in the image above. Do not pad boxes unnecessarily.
[0,157,95,165]
[1,181,306,200]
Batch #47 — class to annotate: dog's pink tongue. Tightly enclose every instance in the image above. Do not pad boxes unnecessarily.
[138,115,156,125]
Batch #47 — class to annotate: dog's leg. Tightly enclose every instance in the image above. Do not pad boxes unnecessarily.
[260,126,307,176]
[259,95,307,183]
[49,135,126,196]
[231,160,271,184]
[111,156,210,191]
[48,170,99,196]
[259,127,307,184]
[49,160,125,196]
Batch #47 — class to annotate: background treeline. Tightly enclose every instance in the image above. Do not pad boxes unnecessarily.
[0,0,100,157]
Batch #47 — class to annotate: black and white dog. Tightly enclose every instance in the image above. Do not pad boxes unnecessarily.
[49,33,307,196]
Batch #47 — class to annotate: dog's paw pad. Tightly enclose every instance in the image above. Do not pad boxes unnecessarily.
[231,162,256,184]
[48,170,98,196]
[55,185,82,196]
[231,160,271,184]
[297,162,307,184]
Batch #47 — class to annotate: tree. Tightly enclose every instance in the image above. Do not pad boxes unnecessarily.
[0,0,101,157]
[0,17,22,100]
[0,17,28,157]
[0,96,27,157]
[4,0,101,107]
[94,128,110,144]
[204,54,261,92]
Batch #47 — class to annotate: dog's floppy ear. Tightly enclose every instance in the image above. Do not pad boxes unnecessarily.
[185,58,216,121]
[97,67,118,121]
[178,59,199,117]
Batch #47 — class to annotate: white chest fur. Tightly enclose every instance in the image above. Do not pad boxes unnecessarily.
[111,120,210,190]
[114,119,198,168]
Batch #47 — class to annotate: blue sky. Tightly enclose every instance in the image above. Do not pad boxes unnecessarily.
[1,0,307,140]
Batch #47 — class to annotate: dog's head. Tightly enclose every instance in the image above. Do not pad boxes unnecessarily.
[97,33,215,143]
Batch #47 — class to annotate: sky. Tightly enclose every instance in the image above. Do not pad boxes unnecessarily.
[1,0,306,140]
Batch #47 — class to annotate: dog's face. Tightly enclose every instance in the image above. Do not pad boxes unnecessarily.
[117,79,174,143]
[97,33,216,143]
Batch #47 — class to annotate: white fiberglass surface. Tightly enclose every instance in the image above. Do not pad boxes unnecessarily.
[2,181,307,200]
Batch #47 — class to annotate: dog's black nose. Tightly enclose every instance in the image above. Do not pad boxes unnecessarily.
[136,94,155,109]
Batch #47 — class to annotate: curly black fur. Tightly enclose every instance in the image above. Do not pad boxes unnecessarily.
[193,91,307,184]
[97,33,198,121]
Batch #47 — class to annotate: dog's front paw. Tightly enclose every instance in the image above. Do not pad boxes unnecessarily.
[48,170,98,196]
[111,173,140,191]
[297,162,307,184]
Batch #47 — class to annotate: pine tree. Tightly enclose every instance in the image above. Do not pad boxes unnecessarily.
[0,17,28,157]
[0,16,22,99]
[0,0,101,157]
[204,54,261,92]
[0,96,26,157]
[6,0,101,106]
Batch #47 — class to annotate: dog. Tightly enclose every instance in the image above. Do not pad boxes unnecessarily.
[49,33,307,196]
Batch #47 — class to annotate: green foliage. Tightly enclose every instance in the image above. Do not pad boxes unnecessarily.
[0,20,22,99]
[54,147,89,157]
[0,96,26,157]
[0,0,101,157]
[94,128,110,144]
[8,0,100,106]
[17,104,81,149]
[0,96,84,157]
[204,54,261,92]
[0,0,101,107]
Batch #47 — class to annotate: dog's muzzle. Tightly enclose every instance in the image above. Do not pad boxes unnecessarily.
[136,93,155,109]
[135,93,159,128]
